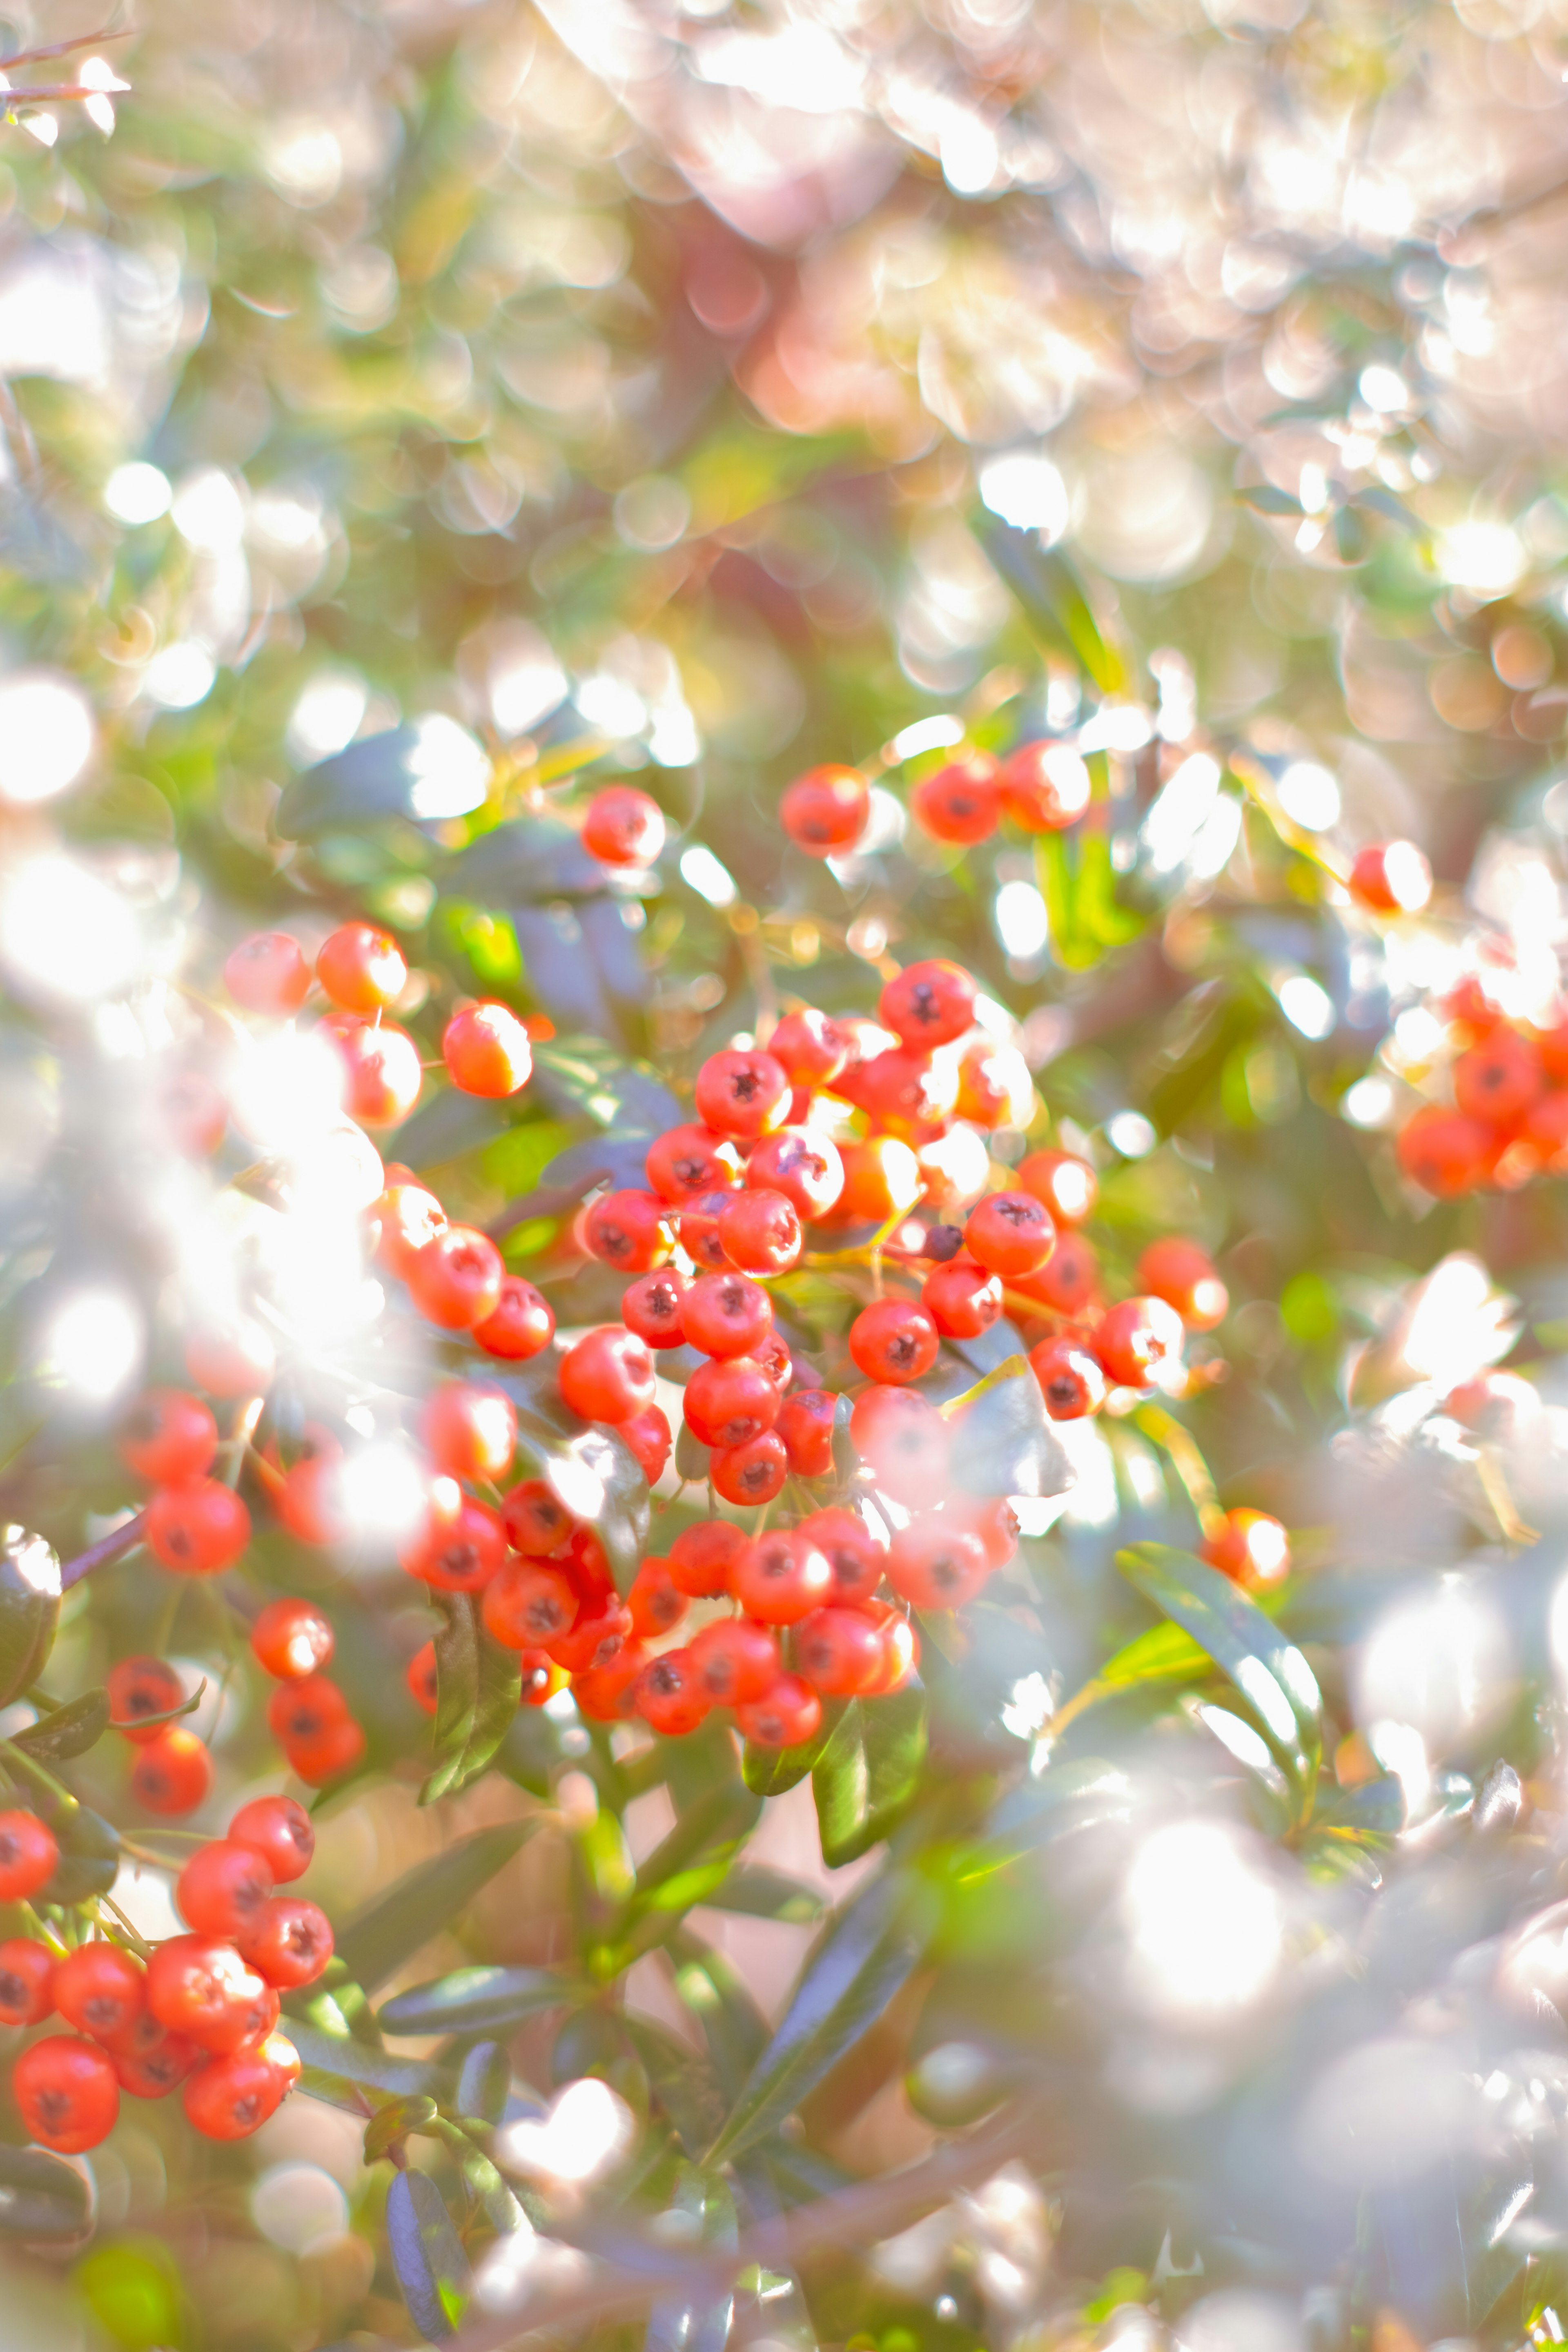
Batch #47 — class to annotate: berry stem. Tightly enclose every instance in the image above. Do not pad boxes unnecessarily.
[935,1354,1031,1422]
[60,1510,146,1592]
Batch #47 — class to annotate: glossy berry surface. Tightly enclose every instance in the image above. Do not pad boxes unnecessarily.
[849,1297,940,1384]
[131,1728,214,1816]
[1201,1508,1291,1590]
[228,1796,315,1883]
[120,1389,218,1486]
[250,1598,334,1680]
[177,1841,275,1939]
[0,1938,55,2027]
[1348,840,1432,915]
[584,1188,675,1272]
[998,740,1091,831]
[145,1480,251,1575]
[407,1225,506,1329]
[0,1811,59,1899]
[442,1001,533,1097]
[108,1655,187,1743]
[621,1268,691,1348]
[733,1527,833,1623]
[316,921,408,1012]
[559,1326,656,1424]
[694,1049,791,1139]
[583,784,665,866]
[964,1190,1056,1278]
[1094,1296,1185,1389]
[910,753,1000,844]
[1030,1338,1107,1420]
[718,1186,802,1274]
[473,1276,555,1360]
[13,2036,119,2152]
[423,1383,518,1481]
[224,930,312,1015]
[780,763,869,853]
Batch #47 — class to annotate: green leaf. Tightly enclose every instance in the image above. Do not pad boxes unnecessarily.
[276,723,489,839]
[977,518,1123,692]
[530,1034,681,1136]
[1098,1619,1211,1691]
[378,1964,576,2038]
[420,1592,522,1806]
[700,1866,826,1924]
[1310,1774,1405,1843]
[812,1685,928,1869]
[646,2164,738,2352]
[742,1711,834,1798]
[626,2015,728,2156]
[40,1805,119,1904]
[704,1874,931,2164]
[393,1084,510,1172]
[0,1526,59,1709]
[386,2169,472,2343]
[11,1687,110,1762]
[0,2141,95,2239]
[1116,1544,1322,1806]
[333,1821,538,1993]
[286,2022,445,2110]
[448,811,607,901]
[363,2094,438,2162]
[1356,485,1422,535]
[630,1780,762,1918]
[1237,483,1303,517]
[1333,504,1370,564]
[669,1929,771,2105]
[942,1357,1074,1501]
[455,2041,512,2125]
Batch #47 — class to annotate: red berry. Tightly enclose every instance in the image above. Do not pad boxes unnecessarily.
[733,1526,833,1624]
[399,1493,507,1593]
[119,1388,218,1486]
[800,1506,886,1606]
[745,1127,844,1221]
[777,1388,838,1478]
[910,753,1000,845]
[276,1456,347,1548]
[1521,1089,1568,1173]
[1029,1338,1107,1420]
[441,1001,533,1098]
[268,1675,351,1746]
[111,2025,199,2099]
[131,1727,213,1816]
[1348,842,1432,915]
[853,1047,960,1129]
[768,1009,849,1089]
[177,1841,275,1940]
[1453,1029,1544,1125]
[583,784,665,868]
[795,1606,884,1696]
[407,1641,439,1714]
[635,1648,710,1737]
[1017,1147,1097,1225]
[719,1187,802,1275]
[621,1402,672,1486]
[868,1611,921,1695]
[757,1334,795,1392]
[250,1598,334,1681]
[954,1042,1033,1131]
[849,1298,940,1385]
[373,1180,449,1280]
[948,1495,1020,1570]
[584,1189,675,1273]
[1395,1106,1494,1199]
[1094,1296,1185,1389]
[694,1050,791,1140]
[146,1935,272,2053]
[849,1386,952,1508]
[736,1673,822,1750]
[922,1258,1002,1339]
[0,1938,55,2027]
[324,1016,422,1127]
[145,1479,250,1575]
[886,1515,989,1610]
[184,2048,289,2139]
[681,1270,772,1359]
[839,1137,922,1224]
[1201,1509,1290,1590]
[228,1795,314,1884]
[224,930,311,1016]
[780,764,869,855]
[543,1600,633,1675]
[668,1519,746,1598]
[645,1125,742,1204]
[157,1069,227,1158]
[53,1943,145,2043]
[519,1653,568,1707]
[965,1191,1056,1278]
[1015,1231,1100,1318]
[185,1321,277,1399]
[572,1646,648,1722]
[483,1560,578,1649]
[407,1225,506,1330]
[287,1719,366,1786]
[677,1189,733,1270]
[501,1478,575,1558]
[711,1431,788,1506]
[559,1326,656,1425]
[689,1618,780,1705]
[998,739,1091,832]
[316,921,407,1013]
[684,1356,781,1450]
[474,1275,555,1360]
[423,1383,518,1482]
[1138,1238,1228,1332]
[107,1655,185,1744]
[13,2036,118,2151]
[238,1896,334,1988]
[880,959,978,1049]
[622,1268,692,1349]
[627,1556,687,1638]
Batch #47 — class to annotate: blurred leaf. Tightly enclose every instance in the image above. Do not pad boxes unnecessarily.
[75,2241,182,2346]
[531,1035,681,1135]
[1238,484,1304,516]
[540,1131,652,1194]
[812,1684,928,1868]
[1333,505,1370,565]
[977,518,1123,692]
[944,1357,1075,1501]
[363,2094,438,2162]
[0,1528,59,1708]
[378,1964,577,2038]
[701,1866,826,1924]
[646,2165,737,2352]
[630,1780,762,1918]
[556,1423,651,1595]
[11,1687,109,1761]
[1310,1774,1405,1842]
[40,1805,119,1904]
[0,2142,94,2239]
[626,2014,728,2155]
[277,724,487,839]
[448,812,606,900]
[742,1712,834,1797]
[420,1592,521,1806]
[1357,486,1422,535]
[456,2041,512,2125]
[669,1928,771,2104]
[393,1084,510,1170]
[288,2021,445,2108]
[386,2169,472,2343]
[334,1821,538,1993]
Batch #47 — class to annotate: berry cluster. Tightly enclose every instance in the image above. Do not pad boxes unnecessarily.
[779,742,1091,860]
[1392,962,1568,1201]
[0,1795,324,2152]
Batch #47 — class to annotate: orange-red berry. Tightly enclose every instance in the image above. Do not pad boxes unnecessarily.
[780,764,869,855]
[583,785,665,867]
[250,1598,334,1681]
[316,921,407,1013]
[442,1001,533,1097]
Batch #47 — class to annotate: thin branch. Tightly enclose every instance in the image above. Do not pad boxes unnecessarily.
[60,1511,145,1592]
[0,26,132,71]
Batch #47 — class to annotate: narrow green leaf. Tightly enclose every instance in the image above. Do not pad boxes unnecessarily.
[363,2094,438,2163]
[700,1866,826,1924]
[530,1034,681,1136]
[978,518,1123,691]
[455,2042,512,2125]
[1238,483,1303,517]
[626,2015,728,2155]
[646,2164,737,2352]
[11,1687,109,1761]
[742,1711,834,1798]
[386,2169,472,2343]
[669,1929,771,2107]
[277,723,489,839]
[287,2021,444,2109]
[630,1781,762,1918]
[0,1526,59,1709]
[420,1593,521,1806]
[943,1358,1074,1501]
[378,1964,576,2038]
[812,1685,928,1869]
[333,1821,537,1993]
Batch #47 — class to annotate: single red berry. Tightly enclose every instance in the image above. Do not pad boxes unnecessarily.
[473,1275,556,1362]
[583,784,665,867]
[627,1555,688,1638]
[777,1387,837,1478]
[1396,1106,1494,1198]
[584,1189,675,1273]
[635,1648,710,1737]
[276,1455,348,1549]
[113,2028,199,2099]
[238,1896,334,1988]
[965,1191,1056,1278]
[684,1356,781,1449]
[733,1526,833,1624]
[501,1478,575,1558]
[867,1610,921,1695]
[185,1320,277,1399]
[849,1298,940,1385]
[176,1841,275,1940]
[267,1675,351,1746]
[910,753,1000,845]
[852,1046,960,1129]
[228,1795,314,1884]
[719,1187,802,1276]
[53,1943,145,2044]
[621,1403,672,1486]
[1094,1296,1185,1389]
[1030,1338,1107,1420]
[13,2036,119,2152]
[880,958,978,1048]
[316,921,408,1013]
[1015,1232,1100,1319]
[423,1383,518,1482]
[407,1641,439,1715]
[1521,1089,1568,1173]
[768,1008,849,1089]
[543,1599,633,1676]
[800,1506,886,1606]
[1017,1147,1097,1225]
[621,1268,691,1350]
[119,1388,218,1486]
[572,1645,649,1723]
[645,1124,742,1204]
[560,1524,617,1605]
[287,1718,367,1786]
[1138,1238,1228,1332]
[0,1938,55,2027]
[483,1560,579,1649]
[795,1606,885,1696]
[711,1431,788,1506]
[689,1618,779,1706]
[954,1042,1033,1131]
[145,1479,251,1575]
[224,930,312,1016]
[998,739,1091,832]
[887,1516,989,1610]
[849,1386,952,1508]
[1201,1509,1290,1590]
[107,1656,185,1744]
[322,1013,423,1126]
[519,1652,568,1707]
[560,1326,656,1425]
[837,1136,923,1226]
[400,1493,507,1593]
[373,1180,449,1280]
[146,1934,272,2053]
[746,1127,844,1221]
[1348,841,1432,915]
[668,1519,747,1598]
[131,1727,213,1816]
[184,2048,289,2140]
[1453,1028,1544,1126]
[736,1673,822,1750]
[780,764,869,855]
[947,1495,1020,1570]
[676,1189,732,1270]
[694,1049,791,1140]
[922,1258,1002,1339]
[250,1598,334,1681]
[442,1001,533,1098]
[158,1068,227,1158]
[407,1224,506,1330]
[681,1270,772,1359]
